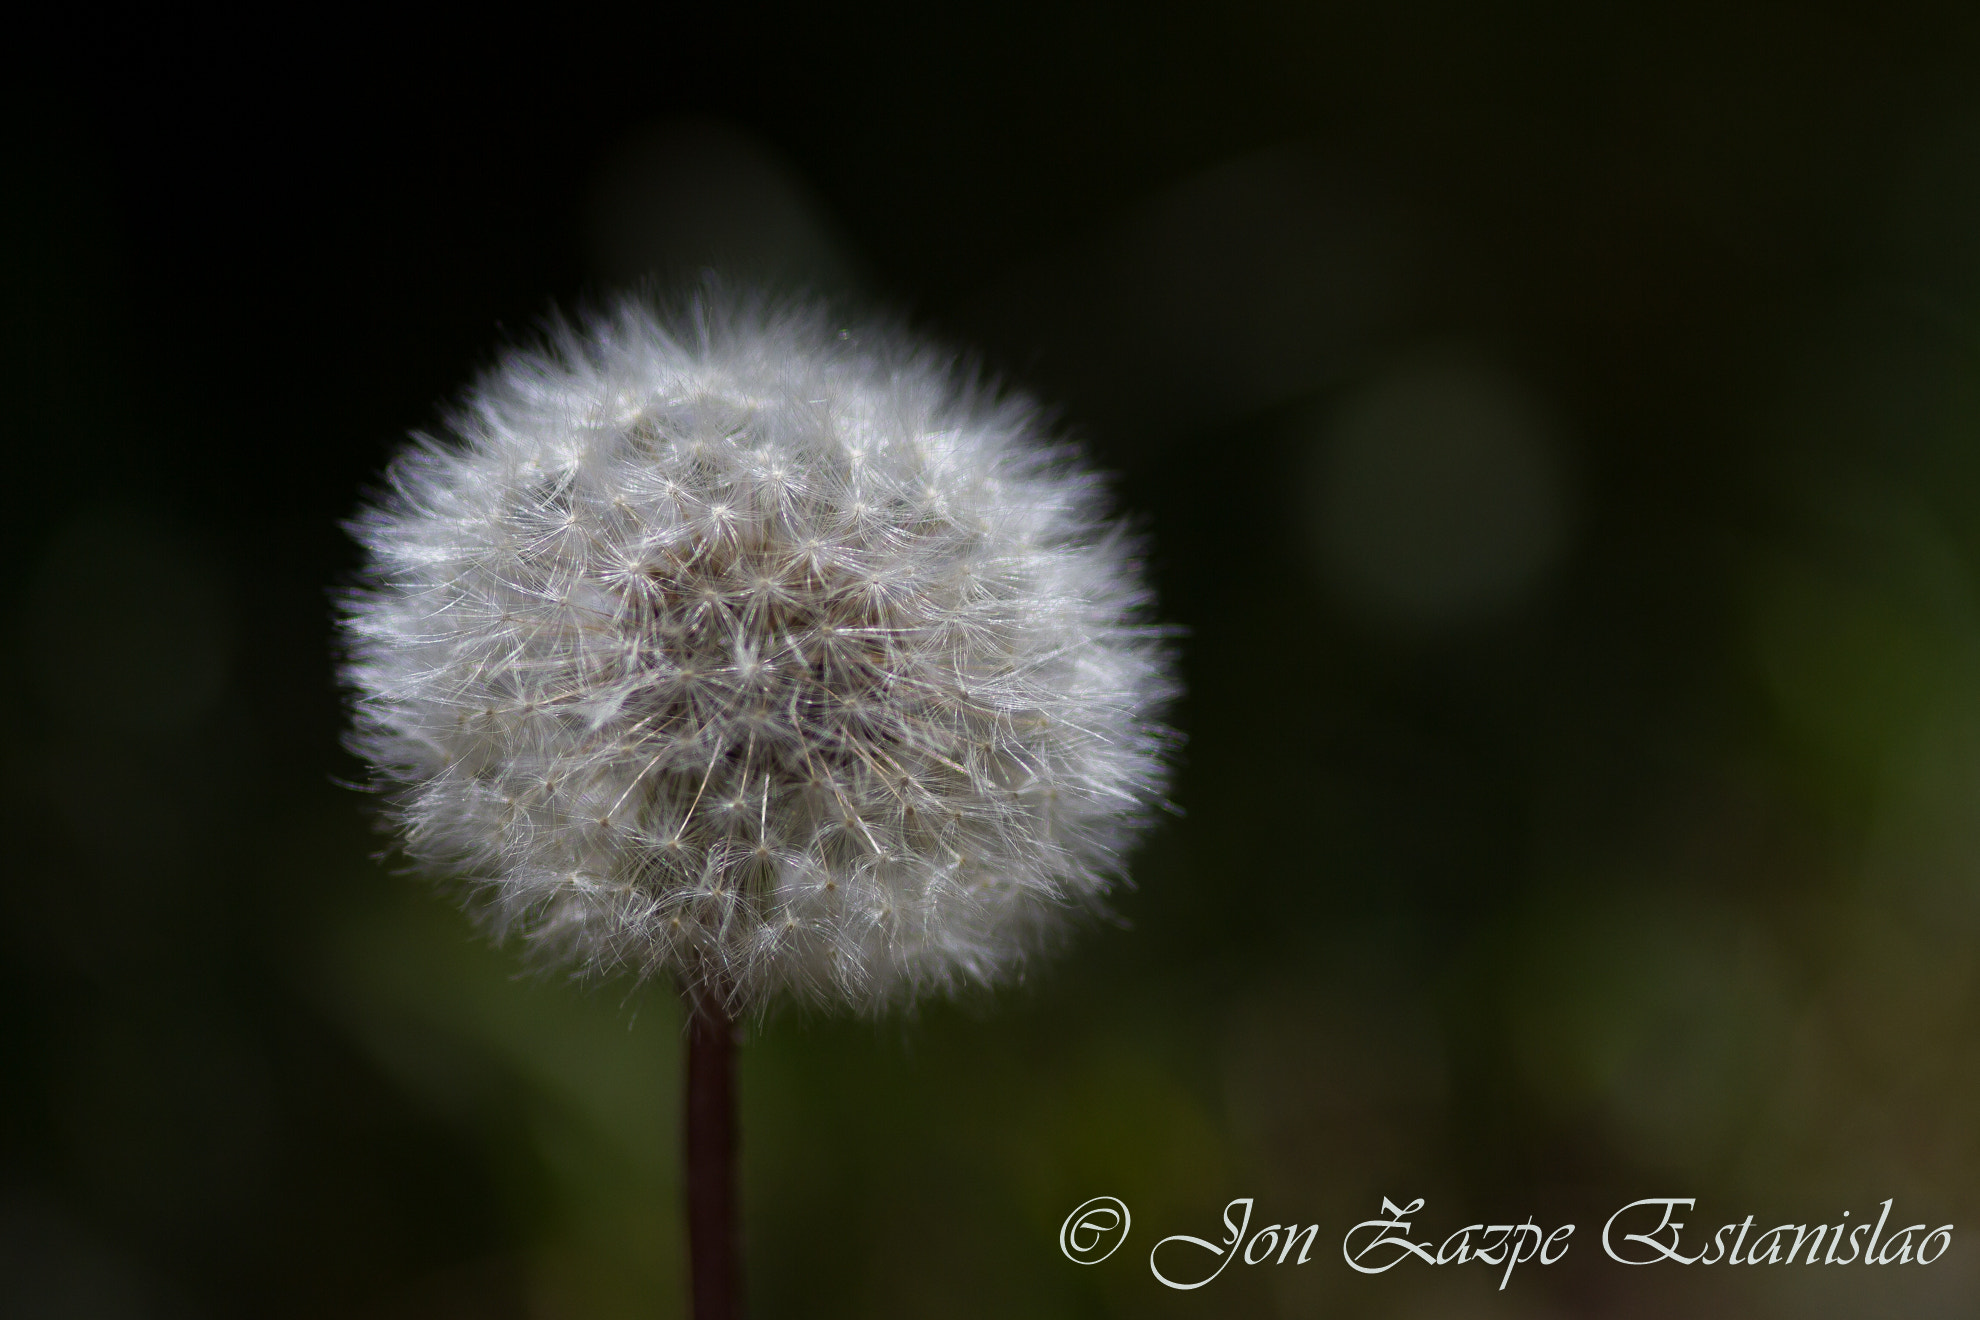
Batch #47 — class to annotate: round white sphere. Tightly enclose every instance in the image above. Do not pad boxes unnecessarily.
[341,298,1175,1010]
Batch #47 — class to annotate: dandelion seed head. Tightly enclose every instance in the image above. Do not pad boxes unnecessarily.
[340,296,1176,1011]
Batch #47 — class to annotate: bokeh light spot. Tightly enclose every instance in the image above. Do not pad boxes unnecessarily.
[1308,350,1571,630]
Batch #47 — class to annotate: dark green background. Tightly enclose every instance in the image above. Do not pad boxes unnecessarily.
[9,4,1980,1315]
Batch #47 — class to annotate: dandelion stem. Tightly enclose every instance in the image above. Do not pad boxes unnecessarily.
[685,980,741,1320]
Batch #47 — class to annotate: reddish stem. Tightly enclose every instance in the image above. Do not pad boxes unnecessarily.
[685,982,741,1320]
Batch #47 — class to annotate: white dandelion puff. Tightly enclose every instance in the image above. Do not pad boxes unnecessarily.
[339,294,1178,1014]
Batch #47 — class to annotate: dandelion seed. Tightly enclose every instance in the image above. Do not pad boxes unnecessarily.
[339,294,1177,1014]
